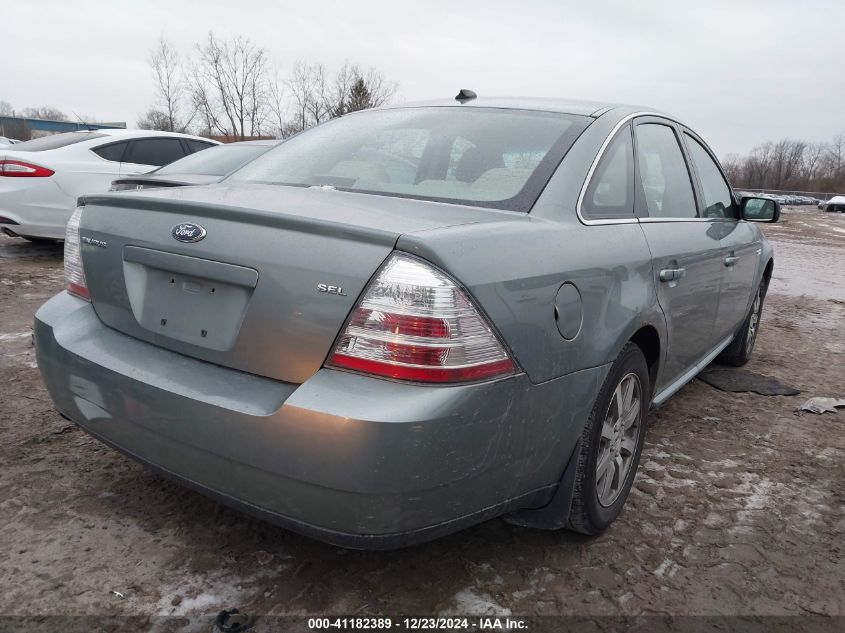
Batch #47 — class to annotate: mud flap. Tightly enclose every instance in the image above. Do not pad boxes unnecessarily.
[502,439,581,530]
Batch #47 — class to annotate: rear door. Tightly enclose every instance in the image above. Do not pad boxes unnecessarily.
[119,137,187,175]
[634,117,725,385]
[681,129,760,338]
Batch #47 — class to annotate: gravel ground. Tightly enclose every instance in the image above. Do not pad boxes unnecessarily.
[0,208,843,630]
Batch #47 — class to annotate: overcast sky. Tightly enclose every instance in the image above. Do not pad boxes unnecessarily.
[5,0,843,157]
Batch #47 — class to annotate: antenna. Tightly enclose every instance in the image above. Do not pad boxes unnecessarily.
[72,111,95,131]
[455,89,477,103]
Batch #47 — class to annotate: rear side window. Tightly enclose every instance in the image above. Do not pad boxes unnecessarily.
[12,132,107,152]
[185,139,216,154]
[582,125,634,219]
[93,141,129,162]
[635,123,697,218]
[684,133,735,219]
[124,138,186,167]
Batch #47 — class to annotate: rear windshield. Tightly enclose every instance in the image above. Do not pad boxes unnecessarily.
[156,143,273,177]
[226,107,589,212]
[11,132,107,151]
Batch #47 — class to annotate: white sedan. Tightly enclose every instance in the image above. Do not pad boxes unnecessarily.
[0,129,218,240]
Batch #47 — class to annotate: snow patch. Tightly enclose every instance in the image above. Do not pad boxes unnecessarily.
[0,331,30,341]
[441,588,511,617]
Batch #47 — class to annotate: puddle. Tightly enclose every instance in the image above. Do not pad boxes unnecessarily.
[766,239,844,301]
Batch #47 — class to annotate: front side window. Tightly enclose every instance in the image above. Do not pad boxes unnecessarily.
[226,107,590,212]
[684,133,735,219]
[635,123,697,218]
[124,138,186,167]
[582,125,634,219]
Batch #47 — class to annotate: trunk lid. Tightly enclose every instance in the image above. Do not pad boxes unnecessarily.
[78,183,513,383]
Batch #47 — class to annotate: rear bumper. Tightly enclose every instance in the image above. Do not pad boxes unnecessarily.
[35,292,605,548]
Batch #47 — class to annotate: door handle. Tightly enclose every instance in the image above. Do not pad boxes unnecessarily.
[724,255,740,267]
[659,267,686,282]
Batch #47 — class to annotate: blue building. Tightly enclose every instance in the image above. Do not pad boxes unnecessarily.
[0,116,126,140]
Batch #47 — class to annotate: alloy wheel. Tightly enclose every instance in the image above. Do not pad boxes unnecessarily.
[746,288,762,355]
[596,372,642,507]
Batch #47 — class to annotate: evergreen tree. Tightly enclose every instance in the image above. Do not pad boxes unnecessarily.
[347,78,374,113]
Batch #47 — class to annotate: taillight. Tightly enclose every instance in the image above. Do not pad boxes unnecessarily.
[328,253,516,383]
[0,160,54,177]
[64,206,90,300]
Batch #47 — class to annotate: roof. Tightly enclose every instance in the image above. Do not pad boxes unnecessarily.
[385,96,652,118]
[226,139,280,147]
[30,128,221,144]
[91,128,218,142]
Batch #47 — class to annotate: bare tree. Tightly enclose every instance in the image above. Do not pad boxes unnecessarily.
[327,64,397,117]
[0,101,13,116]
[329,63,359,118]
[137,108,173,131]
[725,132,845,194]
[266,70,287,138]
[768,139,805,189]
[305,63,331,126]
[824,132,845,179]
[134,32,402,141]
[21,106,68,121]
[285,61,331,134]
[800,143,826,187]
[721,153,743,186]
[190,32,270,140]
[147,36,191,132]
[359,67,398,108]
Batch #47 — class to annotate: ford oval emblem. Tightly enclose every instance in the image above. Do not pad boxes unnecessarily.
[171,222,207,243]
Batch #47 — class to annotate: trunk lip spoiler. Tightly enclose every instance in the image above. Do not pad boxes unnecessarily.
[79,193,400,247]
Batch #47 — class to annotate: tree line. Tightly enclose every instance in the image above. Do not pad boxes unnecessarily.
[722,134,845,194]
[139,33,398,140]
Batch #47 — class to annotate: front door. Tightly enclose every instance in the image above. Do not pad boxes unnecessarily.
[681,130,760,338]
[633,119,725,389]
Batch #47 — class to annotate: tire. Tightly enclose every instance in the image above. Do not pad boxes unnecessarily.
[717,279,766,367]
[566,342,650,535]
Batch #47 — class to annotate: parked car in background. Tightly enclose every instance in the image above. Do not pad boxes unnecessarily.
[0,136,22,148]
[821,195,845,212]
[0,130,218,240]
[110,140,278,192]
[36,96,779,548]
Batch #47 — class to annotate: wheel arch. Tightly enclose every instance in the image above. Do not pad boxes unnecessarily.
[628,324,661,395]
[762,257,774,291]
[605,310,666,400]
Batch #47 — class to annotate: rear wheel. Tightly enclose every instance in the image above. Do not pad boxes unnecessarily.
[717,280,766,367]
[566,343,650,535]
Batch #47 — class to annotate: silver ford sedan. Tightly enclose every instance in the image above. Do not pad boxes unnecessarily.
[34,94,778,548]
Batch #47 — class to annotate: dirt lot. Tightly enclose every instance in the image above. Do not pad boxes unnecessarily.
[1,208,843,630]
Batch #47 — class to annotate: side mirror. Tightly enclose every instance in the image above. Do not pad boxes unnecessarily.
[741,196,780,223]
